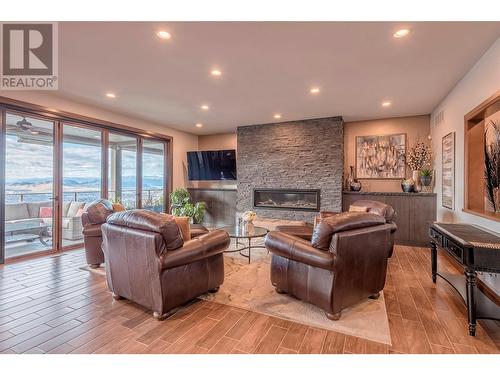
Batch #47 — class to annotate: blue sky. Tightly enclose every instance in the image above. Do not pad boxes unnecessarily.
[5,135,163,184]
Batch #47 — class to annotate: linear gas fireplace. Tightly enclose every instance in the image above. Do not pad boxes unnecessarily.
[253,189,320,212]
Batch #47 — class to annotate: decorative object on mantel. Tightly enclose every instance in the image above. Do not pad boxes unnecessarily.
[401,178,414,193]
[484,119,500,213]
[355,133,406,179]
[420,168,434,193]
[346,165,362,191]
[406,141,432,192]
[350,180,362,192]
[442,132,455,209]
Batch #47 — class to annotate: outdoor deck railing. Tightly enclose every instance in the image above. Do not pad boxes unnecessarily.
[5,189,164,210]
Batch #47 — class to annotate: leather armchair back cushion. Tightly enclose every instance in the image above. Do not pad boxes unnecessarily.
[311,211,386,250]
[107,209,184,251]
[85,199,114,224]
[112,203,126,212]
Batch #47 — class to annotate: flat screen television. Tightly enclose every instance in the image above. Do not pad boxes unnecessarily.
[187,150,237,180]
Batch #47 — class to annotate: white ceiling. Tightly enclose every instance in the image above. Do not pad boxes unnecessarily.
[54,22,500,135]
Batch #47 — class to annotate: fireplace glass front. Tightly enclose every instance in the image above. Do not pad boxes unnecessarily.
[253,189,320,211]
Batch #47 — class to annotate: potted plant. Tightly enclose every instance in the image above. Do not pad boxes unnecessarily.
[169,188,206,223]
[420,168,433,187]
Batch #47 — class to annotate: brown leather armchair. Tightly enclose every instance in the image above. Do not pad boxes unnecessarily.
[101,210,229,319]
[82,199,115,268]
[275,199,397,257]
[265,211,396,321]
[82,199,210,268]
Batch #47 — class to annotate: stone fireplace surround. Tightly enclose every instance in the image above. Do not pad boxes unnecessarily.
[237,116,344,222]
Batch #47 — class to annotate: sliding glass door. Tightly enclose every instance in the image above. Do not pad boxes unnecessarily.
[142,139,166,212]
[0,102,172,263]
[62,124,103,248]
[3,112,56,259]
[108,132,138,209]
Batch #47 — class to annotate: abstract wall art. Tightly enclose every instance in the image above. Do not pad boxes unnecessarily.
[355,133,406,179]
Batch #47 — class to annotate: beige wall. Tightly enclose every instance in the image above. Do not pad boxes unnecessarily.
[431,37,500,234]
[198,133,237,151]
[0,92,198,190]
[344,115,431,192]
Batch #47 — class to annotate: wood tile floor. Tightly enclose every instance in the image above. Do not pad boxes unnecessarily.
[0,245,499,354]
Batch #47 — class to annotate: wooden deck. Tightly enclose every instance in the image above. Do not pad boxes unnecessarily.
[0,245,499,354]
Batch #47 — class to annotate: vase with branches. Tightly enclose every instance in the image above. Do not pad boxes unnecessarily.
[405,142,432,191]
[484,120,500,213]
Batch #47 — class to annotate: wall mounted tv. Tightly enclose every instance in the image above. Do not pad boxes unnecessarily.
[187,150,237,181]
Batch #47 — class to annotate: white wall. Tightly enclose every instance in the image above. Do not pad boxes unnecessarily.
[431,37,500,233]
[0,92,198,190]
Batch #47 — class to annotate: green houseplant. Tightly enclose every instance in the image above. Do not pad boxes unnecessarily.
[169,188,206,223]
[420,168,433,187]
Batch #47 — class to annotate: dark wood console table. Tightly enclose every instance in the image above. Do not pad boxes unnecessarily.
[429,223,500,336]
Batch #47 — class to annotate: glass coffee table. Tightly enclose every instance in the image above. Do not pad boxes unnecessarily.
[220,225,268,263]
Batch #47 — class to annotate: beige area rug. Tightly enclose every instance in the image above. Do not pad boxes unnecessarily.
[200,237,392,345]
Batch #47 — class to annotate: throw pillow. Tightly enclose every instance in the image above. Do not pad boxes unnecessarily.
[173,216,191,241]
[368,207,385,218]
[39,207,53,218]
[349,205,369,212]
[112,203,126,212]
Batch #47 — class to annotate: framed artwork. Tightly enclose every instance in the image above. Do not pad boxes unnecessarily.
[442,132,455,209]
[355,133,406,179]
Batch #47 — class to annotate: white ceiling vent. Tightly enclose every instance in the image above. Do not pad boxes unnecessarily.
[432,110,444,127]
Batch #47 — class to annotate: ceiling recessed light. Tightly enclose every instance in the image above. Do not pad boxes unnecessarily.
[156,31,172,40]
[201,104,209,110]
[106,92,116,99]
[310,87,320,94]
[211,69,222,77]
[273,114,282,119]
[393,29,410,38]
[382,101,392,107]
[195,123,203,128]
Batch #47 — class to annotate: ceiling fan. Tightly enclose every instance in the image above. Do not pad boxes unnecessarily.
[16,117,39,134]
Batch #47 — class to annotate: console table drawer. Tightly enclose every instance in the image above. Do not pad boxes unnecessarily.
[444,238,464,262]
[429,228,443,247]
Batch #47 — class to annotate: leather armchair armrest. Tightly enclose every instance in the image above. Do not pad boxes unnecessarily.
[264,231,335,270]
[161,229,230,269]
[81,212,91,227]
[82,223,103,237]
[388,221,397,233]
[190,223,210,238]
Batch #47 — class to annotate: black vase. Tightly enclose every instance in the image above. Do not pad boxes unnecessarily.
[350,180,362,191]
